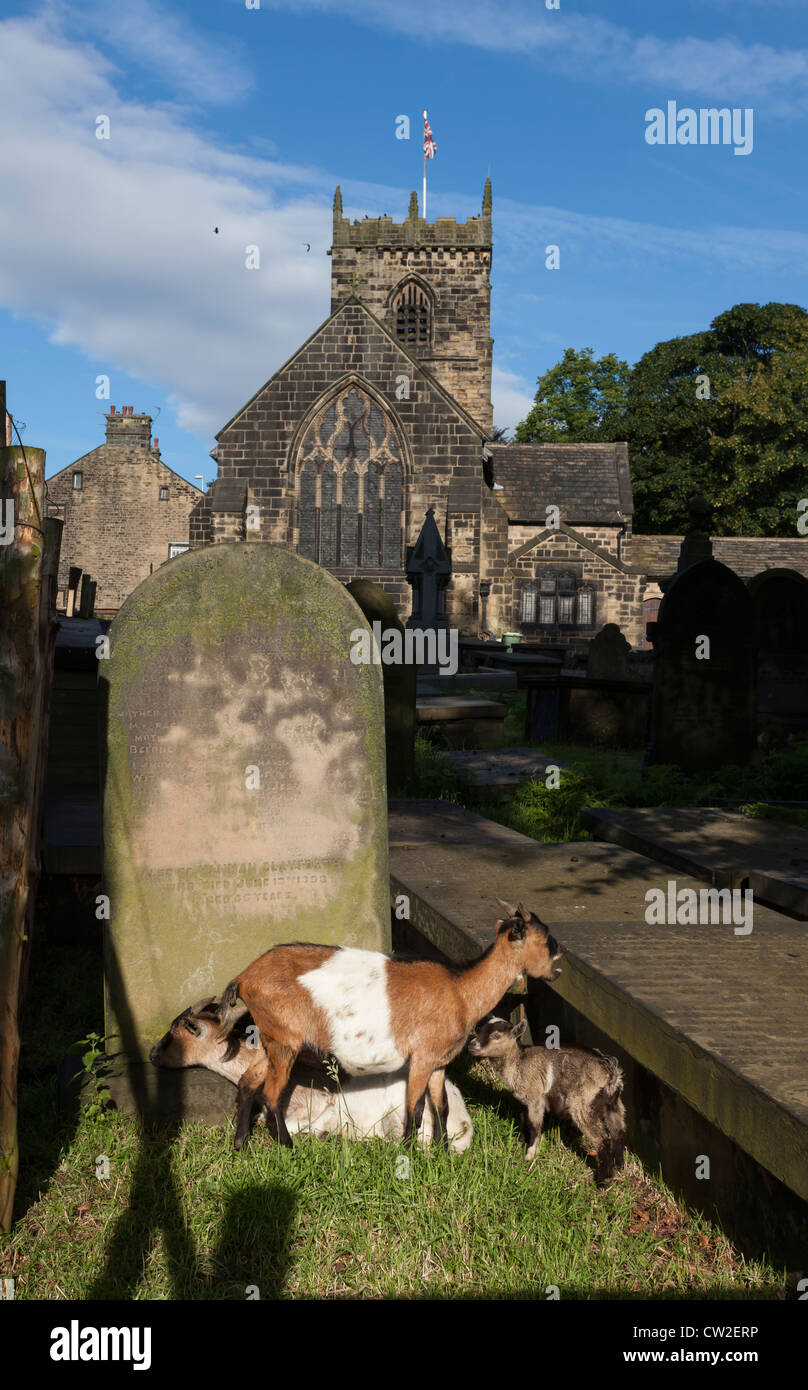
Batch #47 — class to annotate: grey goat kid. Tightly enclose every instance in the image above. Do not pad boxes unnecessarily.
[468,1016,626,1185]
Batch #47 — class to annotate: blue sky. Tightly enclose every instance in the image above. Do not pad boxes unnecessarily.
[1,0,806,484]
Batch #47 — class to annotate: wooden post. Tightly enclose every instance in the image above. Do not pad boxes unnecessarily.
[0,442,61,1233]
[66,566,82,618]
[78,574,94,619]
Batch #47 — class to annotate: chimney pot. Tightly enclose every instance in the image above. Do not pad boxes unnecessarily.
[154,437,159,448]
[110,405,116,414]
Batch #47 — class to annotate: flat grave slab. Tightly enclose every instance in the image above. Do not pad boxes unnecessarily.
[581,806,808,920]
[416,696,507,749]
[442,747,569,799]
[388,799,808,1204]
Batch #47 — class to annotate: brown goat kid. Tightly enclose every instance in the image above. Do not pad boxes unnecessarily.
[468,1016,626,1185]
[219,901,563,1151]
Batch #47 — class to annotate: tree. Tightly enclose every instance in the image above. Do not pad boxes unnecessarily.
[515,347,631,443]
[625,302,808,535]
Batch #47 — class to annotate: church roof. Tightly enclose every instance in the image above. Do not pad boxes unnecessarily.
[217,295,489,443]
[488,442,633,525]
[631,534,808,580]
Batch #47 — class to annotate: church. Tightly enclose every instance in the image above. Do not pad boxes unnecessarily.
[190,182,805,651]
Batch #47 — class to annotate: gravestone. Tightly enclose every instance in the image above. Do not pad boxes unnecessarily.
[750,568,808,735]
[345,579,416,792]
[646,559,756,773]
[406,507,451,681]
[101,543,389,1119]
[586,623,632,681]
[676,494,714,572]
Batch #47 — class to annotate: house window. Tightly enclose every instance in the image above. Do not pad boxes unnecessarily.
[168,543,189,559]
[520,575,595,631]
[391,280,431,346]
[72,471,83,490]
[159,486,169,501]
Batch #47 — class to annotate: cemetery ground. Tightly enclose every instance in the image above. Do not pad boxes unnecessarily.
[1,912,782,1299]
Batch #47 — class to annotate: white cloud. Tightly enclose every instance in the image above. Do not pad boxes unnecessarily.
[53,0,253,105]
[491,366,534,437]
[1,6,805,459]
[258,0,808,106]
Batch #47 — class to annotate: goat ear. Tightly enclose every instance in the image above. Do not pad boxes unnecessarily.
[512,1019,528,1040]
[496,897,518,918]
[515,902,529,920]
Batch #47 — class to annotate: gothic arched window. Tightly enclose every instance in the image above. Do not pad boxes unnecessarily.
[392,280,431,347]
[296,385,405,570]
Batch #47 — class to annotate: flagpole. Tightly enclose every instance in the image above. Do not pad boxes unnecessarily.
[423,109,427,218]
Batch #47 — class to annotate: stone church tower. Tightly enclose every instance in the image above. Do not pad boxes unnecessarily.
[328,183,493,432]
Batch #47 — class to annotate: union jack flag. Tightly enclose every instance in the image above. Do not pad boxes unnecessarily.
[423,111,437,159]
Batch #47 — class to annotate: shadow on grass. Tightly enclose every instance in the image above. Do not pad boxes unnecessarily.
[14,875,103,1225]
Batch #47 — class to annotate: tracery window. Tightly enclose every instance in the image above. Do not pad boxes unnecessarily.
[296,385,404,569]
[392,280,431,346]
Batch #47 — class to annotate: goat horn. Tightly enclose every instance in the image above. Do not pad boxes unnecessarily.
[496,898,518,917]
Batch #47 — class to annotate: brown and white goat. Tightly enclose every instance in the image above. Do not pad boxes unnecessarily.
[218,900,562,1150]
[468,1016,626,1184]
[149,998,474,1151]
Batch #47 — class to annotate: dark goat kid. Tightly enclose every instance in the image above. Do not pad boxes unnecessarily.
[468,1016,626,1185]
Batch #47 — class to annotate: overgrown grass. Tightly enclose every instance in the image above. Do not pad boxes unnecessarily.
[2,1066,784,1300]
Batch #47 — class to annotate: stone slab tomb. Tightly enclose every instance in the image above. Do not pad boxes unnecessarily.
[100,542,389,1119]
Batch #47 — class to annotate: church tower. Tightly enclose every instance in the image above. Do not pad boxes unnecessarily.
[328,181,493,432]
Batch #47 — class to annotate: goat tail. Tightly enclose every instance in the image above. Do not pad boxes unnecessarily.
[216,978,243,1038]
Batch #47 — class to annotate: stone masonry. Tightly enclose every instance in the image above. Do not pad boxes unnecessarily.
[46,407,203,611]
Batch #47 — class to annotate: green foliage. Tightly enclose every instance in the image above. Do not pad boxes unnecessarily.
[516,347,631,443]
[71,1032,112,1121]
[412,735,466,803]
[624,301,808,535]
[482,740,808,844]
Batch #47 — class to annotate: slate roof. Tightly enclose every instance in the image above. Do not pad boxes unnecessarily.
[488,442,633,525]
[630,535,808,581]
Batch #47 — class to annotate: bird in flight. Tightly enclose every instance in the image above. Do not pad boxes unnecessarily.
[304,242,311,252]
[214,227,219,234]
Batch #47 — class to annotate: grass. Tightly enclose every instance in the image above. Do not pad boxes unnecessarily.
[2,1060,784,1301]
[2,908,786,1301]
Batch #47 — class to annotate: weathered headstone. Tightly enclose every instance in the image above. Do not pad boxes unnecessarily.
[676,494,714,572]
[101,543,389,1119]
[406,507,451,681]
[346,579,416,793]
[646,559,756,773]
[750,568,808,735]
[586,623,632,681]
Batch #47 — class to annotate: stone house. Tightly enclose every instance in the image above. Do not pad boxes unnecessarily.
[46,407,203,611]
[191,183,806,652]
